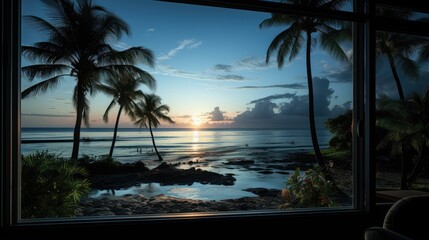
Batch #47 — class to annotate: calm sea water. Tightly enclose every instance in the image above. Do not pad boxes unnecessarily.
[21,127,331,200]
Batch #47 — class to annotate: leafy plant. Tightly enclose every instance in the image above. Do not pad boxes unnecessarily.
[21,151,90,218]
[280,166,335,209]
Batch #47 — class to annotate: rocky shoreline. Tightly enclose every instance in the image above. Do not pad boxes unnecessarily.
[77,188,282,216]
[78,151,354,216]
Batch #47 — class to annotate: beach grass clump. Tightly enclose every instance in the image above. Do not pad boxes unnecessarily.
[279,166,335,209]
[21,151,90,218]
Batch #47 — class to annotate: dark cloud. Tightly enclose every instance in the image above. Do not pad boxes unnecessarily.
[232,77,351,128]
[237,83,306,90]
[213,64,232,72]
[279,77,334,117]
[210,107,225,121]
[235,101,277,122]
[216,74,245,81]
[22,113,73,118]
[324,66,352,83]
[249,93,296,104]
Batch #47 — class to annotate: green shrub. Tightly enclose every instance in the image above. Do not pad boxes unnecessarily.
[280,166,335,209]
[21,151,90,219]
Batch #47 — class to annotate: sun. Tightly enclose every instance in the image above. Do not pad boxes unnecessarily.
[191,116,202,127]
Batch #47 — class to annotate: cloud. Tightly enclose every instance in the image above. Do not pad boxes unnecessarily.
[176,115,192,119]
[236,56,273,70]
[236,83,306,90]
[232,77,351,128]
[158,39,202,60]
[22,113,73,118]
[216,74,245,81]
[213,64,232,72]
[249,93,296,104]
[324,66,353,83]
[210,107,225,121]
[235,101,278,122]
[146,28,155,32]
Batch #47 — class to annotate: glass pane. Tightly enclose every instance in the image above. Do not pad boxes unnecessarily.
[376,6,429,21]
[375,31,429,203]
[263,0,354,12]
[20,0,354,219]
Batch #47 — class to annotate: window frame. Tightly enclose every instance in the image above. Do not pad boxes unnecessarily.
[2,0,428,237]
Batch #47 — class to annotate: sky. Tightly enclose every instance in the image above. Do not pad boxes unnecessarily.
[20,0,426,129]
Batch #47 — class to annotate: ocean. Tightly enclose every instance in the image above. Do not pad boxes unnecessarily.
[21,127,331,200]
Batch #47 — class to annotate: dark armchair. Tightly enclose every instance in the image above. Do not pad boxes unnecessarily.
[365,195,429,240]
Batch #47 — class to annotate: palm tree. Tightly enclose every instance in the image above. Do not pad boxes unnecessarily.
[21,0,154,160]
[377,91,429,189]
[98,72,156,158]
[134,94,175,161]
[259,0,350,166]
[376,8,420,100]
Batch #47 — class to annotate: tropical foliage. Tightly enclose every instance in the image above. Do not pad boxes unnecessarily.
[260,0,351,166]
[377,90,429,189]
[376,8,421,100]
[280,166,335,208]
[21,151,90,218]
[134,94,175,161]
[21,0,155,160]
[325,110,352,151]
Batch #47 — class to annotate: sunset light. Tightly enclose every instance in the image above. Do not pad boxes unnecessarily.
[191,116,202,127]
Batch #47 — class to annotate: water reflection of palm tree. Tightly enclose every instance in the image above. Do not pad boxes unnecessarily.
[259,0,350,166]
[134,94,175,161]
[21,0,153,160]
[98,72,156,158]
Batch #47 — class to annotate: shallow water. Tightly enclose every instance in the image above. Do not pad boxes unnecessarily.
[22,127,329,200]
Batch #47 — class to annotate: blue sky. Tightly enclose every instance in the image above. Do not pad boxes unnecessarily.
[21,0,357,128]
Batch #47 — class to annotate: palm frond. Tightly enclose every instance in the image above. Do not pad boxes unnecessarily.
[21,75,67,98]
[396,54,419,80]
[103,99,116,123]
[21,64,72,81]
[418,43,429,62]
[100,47,155,67]
[23,15,66,43]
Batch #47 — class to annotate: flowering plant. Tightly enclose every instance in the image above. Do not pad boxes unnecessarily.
[280,166,334,208]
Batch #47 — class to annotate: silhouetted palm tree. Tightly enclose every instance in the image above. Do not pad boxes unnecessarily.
[260,0,350,166]
[377,91,429,189]
[376,8,420,100]
[98,72,156,158]
[21,0,154,160]
[134,94,175,161]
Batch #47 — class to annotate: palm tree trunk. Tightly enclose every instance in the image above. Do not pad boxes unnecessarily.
[149,122,163,161]
[407,144,427,186]
[71,98,84,160]
[387,53,405,100]
[306,31,324,167]
[400,141,408,189]
[108,105,123,158]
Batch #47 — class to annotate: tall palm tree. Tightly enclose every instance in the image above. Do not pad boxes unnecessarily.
[21,0,154,160]
[377,91,429,189]
[259,0,350,166]
[98,72,156,158]
[134,94,175,161]
[376,8,420,100]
